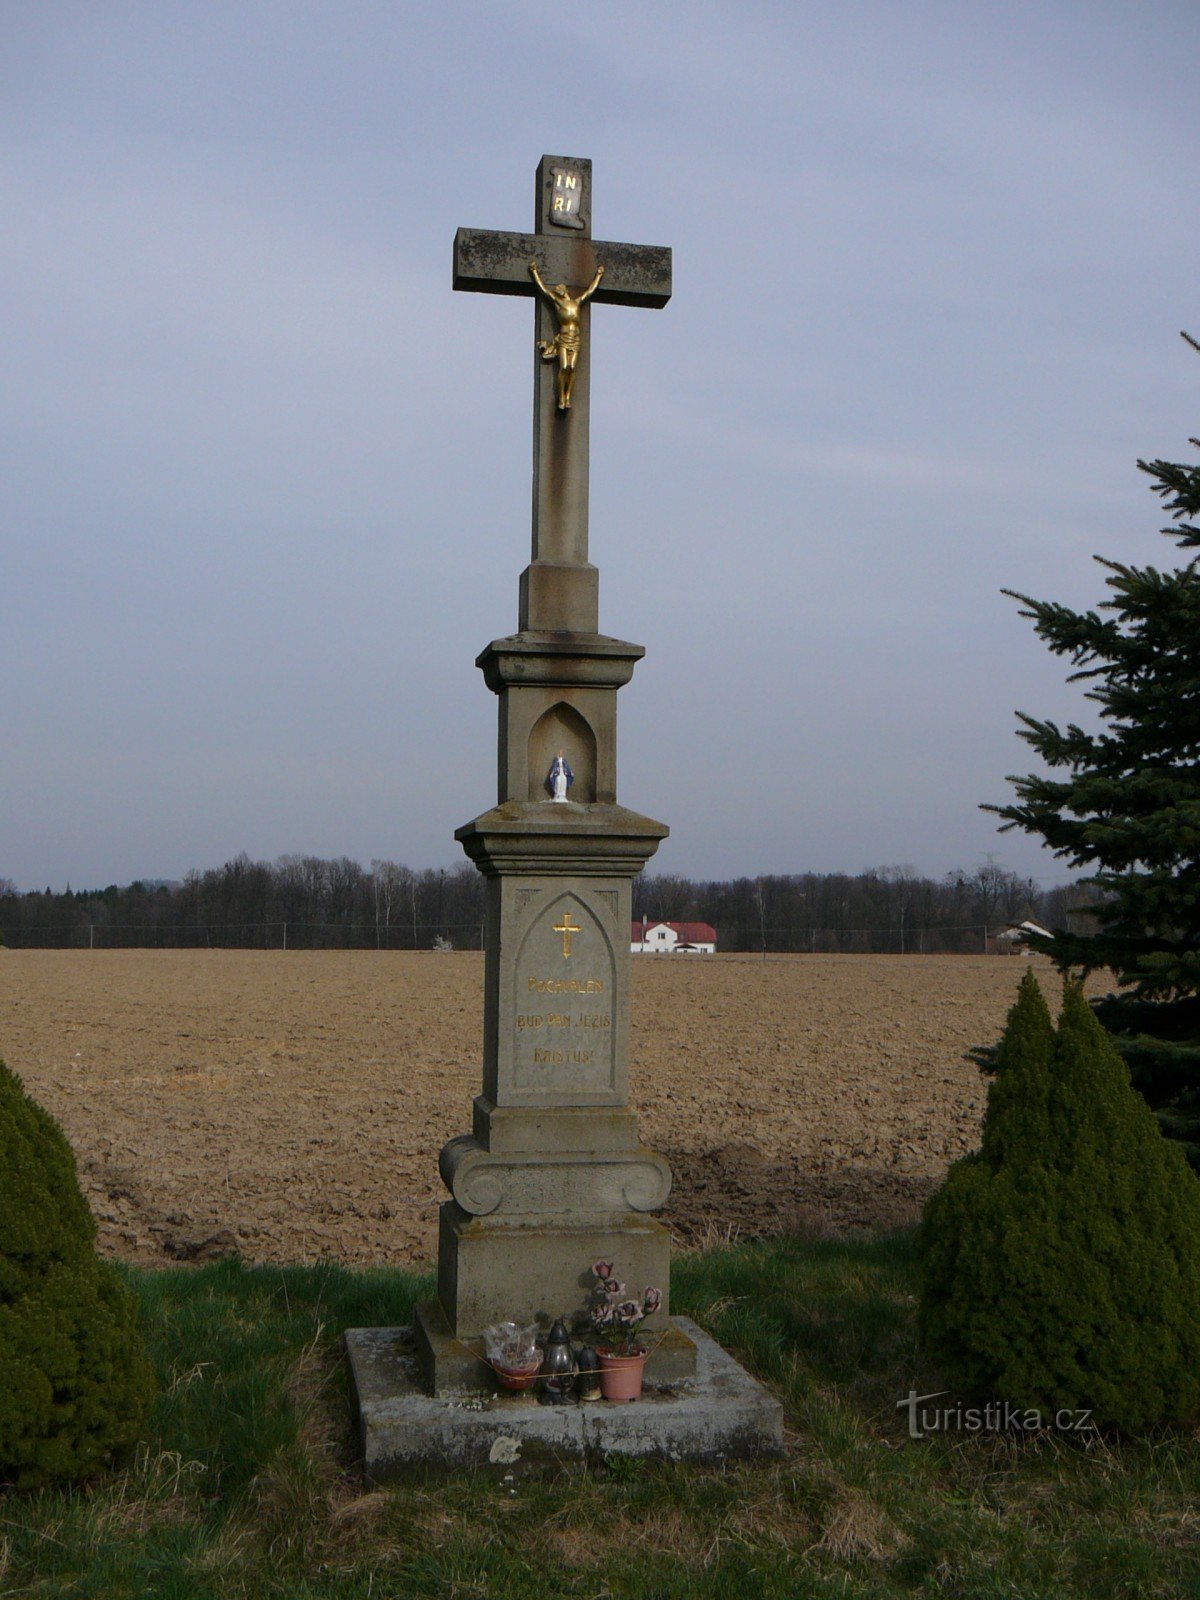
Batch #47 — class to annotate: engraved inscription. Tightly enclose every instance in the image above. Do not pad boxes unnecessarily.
[532,1047,595,1065]
[527,976,604,993]
[512,894,616,1095]
[517,1009,610,1032]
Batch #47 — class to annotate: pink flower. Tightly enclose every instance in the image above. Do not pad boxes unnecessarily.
[592,1259,614,1281]
[603,1278,624,1297]
[643,1286,662,1315]
[616,1299,642,1324]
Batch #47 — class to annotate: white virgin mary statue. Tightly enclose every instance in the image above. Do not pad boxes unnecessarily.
[546,751,574,803]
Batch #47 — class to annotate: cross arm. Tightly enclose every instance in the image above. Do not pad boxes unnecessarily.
[454,228,671,309]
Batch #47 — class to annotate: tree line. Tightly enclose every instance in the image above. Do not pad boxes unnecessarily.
[0,855,1094,953]
[0,857,484,951]
[631,862,1095,954]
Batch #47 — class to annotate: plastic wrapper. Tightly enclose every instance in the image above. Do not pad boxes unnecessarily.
[483,1321,540,1371]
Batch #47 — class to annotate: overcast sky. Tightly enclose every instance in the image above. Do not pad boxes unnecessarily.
[4,1,1197,892]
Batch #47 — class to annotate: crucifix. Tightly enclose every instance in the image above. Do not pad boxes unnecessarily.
[454,156,672,633]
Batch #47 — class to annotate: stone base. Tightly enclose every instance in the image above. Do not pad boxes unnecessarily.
[413,1296,697,1397]
[435,1203,675,1349]
[518,562,599,632]
[346,1317,784,1480]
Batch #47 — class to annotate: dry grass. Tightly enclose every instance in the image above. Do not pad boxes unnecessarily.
[535,1463,875,1576]
[810,1484,908,1562]
[90,1447,207,1537]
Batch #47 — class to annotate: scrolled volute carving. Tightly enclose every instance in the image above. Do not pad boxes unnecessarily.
[438,1138,673,1218]
[622,1151,672,1212]
[438,1135,504,1217]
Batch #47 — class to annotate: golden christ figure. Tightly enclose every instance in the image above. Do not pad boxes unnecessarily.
[528,259,605,411]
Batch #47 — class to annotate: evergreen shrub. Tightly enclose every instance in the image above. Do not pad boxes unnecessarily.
[0,1059,156,1488]
[987,352,1200,1164]
[918,972,1200,1432]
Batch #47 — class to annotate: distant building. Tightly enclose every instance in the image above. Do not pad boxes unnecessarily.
[993,920,1053,955]
[630,919,717,955]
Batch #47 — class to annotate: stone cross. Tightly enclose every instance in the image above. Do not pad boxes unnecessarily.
[413,156,687,1400]
[454,155,671,632]
[347,154,784,1466]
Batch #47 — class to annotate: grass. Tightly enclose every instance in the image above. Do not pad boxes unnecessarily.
[2,1233,1200,1598]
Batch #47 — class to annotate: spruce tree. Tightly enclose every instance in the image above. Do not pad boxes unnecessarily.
[919,973,1200,1432]
[0,1060,156,1488]
[988,335,1200,1164]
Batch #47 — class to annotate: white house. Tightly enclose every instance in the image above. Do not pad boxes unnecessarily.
[630,919,717,955]
[993,920,1053,954]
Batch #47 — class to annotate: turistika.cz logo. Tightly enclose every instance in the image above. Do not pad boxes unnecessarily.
[897,1389,1095,1440]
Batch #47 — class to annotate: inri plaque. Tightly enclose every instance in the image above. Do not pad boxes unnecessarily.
[548,165,585,229]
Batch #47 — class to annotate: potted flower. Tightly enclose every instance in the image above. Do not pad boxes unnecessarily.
[588,1260,662,1402]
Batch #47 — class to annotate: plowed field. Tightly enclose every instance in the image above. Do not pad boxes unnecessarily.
[2,951,1104,1266]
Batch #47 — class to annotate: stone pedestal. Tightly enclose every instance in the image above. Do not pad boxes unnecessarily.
[418,694,696,1389]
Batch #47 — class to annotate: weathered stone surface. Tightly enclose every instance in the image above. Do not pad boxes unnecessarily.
[478,631,645,689]
[519,561,599,633]
[439,1136,671,1218]
[478,633,647,806]
[456,805,668,875]
[346,1316,783,1480]
[471,1098,639,1155]
[453,229,673,307]
[435,1207,675,1350]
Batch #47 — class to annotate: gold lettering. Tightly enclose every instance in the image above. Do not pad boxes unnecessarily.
[525,976,605,994]
[552,195,565,211]
[563,173,578,189]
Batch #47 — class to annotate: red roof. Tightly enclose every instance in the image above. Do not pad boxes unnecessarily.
[631,920,717,944]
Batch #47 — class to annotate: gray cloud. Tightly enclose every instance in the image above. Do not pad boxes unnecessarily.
[2,1,1196,889]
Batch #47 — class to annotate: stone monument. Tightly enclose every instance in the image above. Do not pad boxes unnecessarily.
[414,154,691,1391]
[345,158,782,1471]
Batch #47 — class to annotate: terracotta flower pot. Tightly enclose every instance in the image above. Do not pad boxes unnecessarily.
[597,1348,647,1402]
[490,1359,541,1393]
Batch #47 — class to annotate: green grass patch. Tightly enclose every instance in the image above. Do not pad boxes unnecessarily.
[2,1234,1199,1597]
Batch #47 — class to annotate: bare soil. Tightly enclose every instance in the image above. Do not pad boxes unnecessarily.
[1,951,1106,1267]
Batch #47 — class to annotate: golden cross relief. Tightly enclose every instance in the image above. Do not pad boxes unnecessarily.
[553,911,582,959]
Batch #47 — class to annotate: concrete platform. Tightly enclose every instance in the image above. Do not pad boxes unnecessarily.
[345,1316,784,1480]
